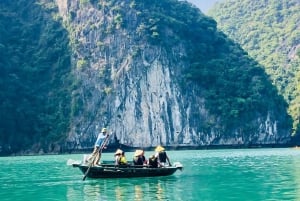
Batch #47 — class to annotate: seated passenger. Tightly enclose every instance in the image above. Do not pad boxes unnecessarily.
[133,149,147,166]
[155,145,171,167]
[119,151,128,165]
[114,149,123,165]
[148,155,158,168]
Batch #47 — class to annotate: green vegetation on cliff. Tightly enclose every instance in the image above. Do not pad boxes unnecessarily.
[131,0,291,133]
[0,0,73,155]
[209,0,300,136]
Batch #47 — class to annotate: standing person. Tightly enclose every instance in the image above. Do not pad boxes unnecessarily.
[88,127,108,166]
[155,145,171,167]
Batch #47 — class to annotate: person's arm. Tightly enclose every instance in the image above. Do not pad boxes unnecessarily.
[142,156,147,165]
[115,156,120,165]
[99,134,109,150]
[166,155,172,166]
[155,152,162,167]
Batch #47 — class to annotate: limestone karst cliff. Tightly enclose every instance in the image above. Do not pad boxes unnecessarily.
[53,0,292,150]
[0,0,293,155]
[208,0,300,137]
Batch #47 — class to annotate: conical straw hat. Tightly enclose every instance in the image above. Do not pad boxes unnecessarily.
[155,145,165,152]
[134,149,144,157]
[114,149,123,155]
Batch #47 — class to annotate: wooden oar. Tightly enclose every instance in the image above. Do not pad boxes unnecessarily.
[82,132,111,181]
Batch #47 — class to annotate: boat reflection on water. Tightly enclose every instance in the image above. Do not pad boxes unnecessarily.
[82,182,109,200]
[66,176,181,201]
[155,182,164,201]
[113,181,166,201]
[134,185,142,201]
[115,186,123,201]
[133,182,164,201]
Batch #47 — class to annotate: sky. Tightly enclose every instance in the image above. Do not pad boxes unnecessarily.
[186,0,223,13]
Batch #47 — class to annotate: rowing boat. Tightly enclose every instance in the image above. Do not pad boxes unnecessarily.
[70,160,183,179]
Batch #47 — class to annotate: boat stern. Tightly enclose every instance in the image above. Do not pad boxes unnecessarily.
[173,162,184,171]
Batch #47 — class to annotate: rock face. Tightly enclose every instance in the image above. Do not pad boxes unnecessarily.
[53,0,291,150]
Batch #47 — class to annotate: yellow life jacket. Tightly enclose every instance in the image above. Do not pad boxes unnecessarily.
[120,156,127,164]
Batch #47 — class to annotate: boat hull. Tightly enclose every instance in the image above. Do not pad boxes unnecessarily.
[73,164,182,178]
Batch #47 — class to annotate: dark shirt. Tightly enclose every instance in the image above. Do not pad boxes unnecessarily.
[149,157,158,168]
[133,155,145,165]
[158,151,167,163]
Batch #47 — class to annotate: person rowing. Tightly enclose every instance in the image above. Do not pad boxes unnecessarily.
[87,127,108,166]
[82,127,110,181]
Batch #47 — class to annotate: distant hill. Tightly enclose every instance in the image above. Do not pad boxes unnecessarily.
[209,0,300,138]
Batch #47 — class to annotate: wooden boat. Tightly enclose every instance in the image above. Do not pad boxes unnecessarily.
[70,160,183,179]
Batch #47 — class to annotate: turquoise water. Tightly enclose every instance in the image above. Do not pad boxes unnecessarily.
[1,148,300,201]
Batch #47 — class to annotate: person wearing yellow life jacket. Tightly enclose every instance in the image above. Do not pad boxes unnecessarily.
[115,149,128,166]
[119,151,128,165]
